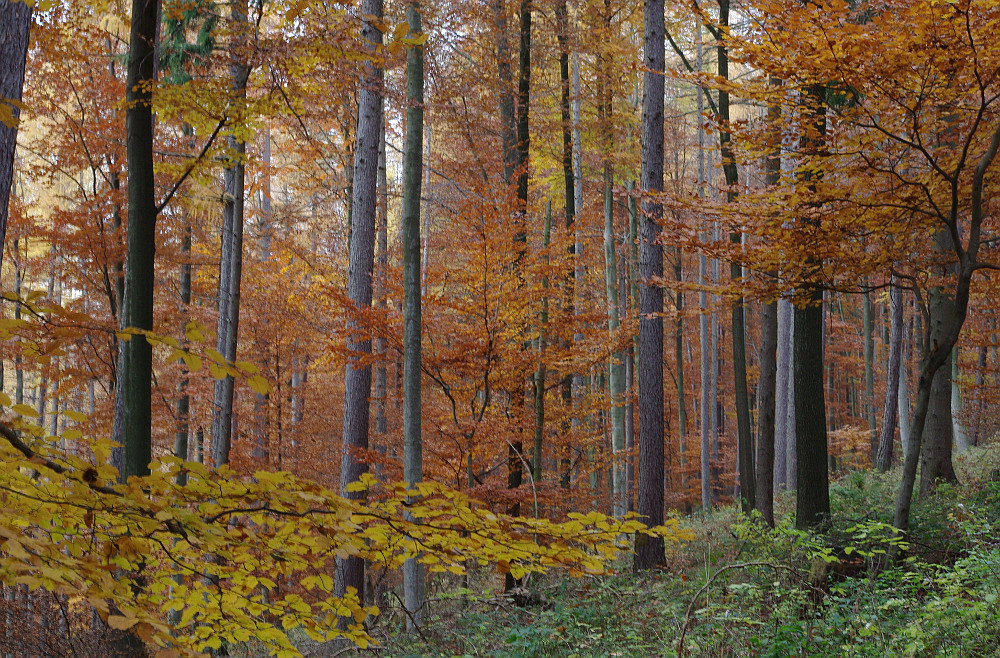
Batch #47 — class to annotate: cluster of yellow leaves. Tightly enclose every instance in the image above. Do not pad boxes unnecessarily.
[0,414,691,657]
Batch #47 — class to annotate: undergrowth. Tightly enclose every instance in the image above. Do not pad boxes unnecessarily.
[366,444,1000,657]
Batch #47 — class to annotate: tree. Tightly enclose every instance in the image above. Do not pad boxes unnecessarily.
[338,0,383,603]
[114,0,161,482]
[635,0,665,571]
[0,0,31,267]
[211,0,252,468]
[401,0,425,630]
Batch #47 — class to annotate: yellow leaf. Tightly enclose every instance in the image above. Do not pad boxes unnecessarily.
[184,322,205,343]
[107,615,139,631]
[0,392,10,407]
[61,429,82,441]
[183,352,202,373]
[11,404,38,417]
[209,363,228,380]
[248,375,271,395]
[62,410,88,423]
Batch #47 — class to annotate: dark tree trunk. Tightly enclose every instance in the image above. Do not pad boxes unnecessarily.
[635,0,665,572]
[876,280,903,471]
[718,0,755,513]
[401,0,425,629]
[114,0,160,483]
[0,0,31,266]
[794,82,830,530]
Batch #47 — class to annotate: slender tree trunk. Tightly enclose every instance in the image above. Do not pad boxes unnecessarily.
[113,0,160,483]
[755,77,781,526]
[337,0,383,608]
[951,347,970,453]
[533,201,551,481]
[626,181,638,513]
[211,0,250,468]
[718,0,754,513]
[604,170,626,518]
[864,286,876,459]
[401,0,425,630]
[635,0,665,572]
[794,82,829,529]
[696,24,711,514]
[0,0,31,266]
[898,309,911,457]
[774,297,792,490]
[876,279,903,471]
[375,118,388,441]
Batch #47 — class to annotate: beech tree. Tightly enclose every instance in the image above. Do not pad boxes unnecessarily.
[0,0,31,266]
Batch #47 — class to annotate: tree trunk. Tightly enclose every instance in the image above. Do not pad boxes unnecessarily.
[951,347,970,453]
[755,77,781,527]
[401,0,425,630]
[337,0,383,608]
[635,0,665,572]
[864,287,877,458]
[794,82,829,529]
[533,201,551,481]
[876,280,903,471]
[626,180,638,513]
[718,0,755,513]
[604,170,626,518]
[211,0,251,468]
[0,0,31,267]
[113,0,160,483]
[696,25,710,513]
[774,297,792,491]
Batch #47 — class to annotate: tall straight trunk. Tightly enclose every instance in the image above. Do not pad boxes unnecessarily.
[504,0,531,595]
[604,170,626,518]
[401,0,425,630]
[674,252,686,488]
[0,0,31,266]
[863,287,876,458]
[794,82,829,529]
[635,0,665,572]
[718,0,754,513]
[338,0,383,607]
[626,181,638,512]
[533,201,551,481]
[876,279,903,471]
[695,26,710,513]
[113,0,160,483]
[253,125,272,463]
[374,118,388,441]
[13,240,23,405]
[898,309,911,456]
[175,224,193,474]
[557,0,577,493]
[211,0,250,468]
[774,297,792,490]
[755,80,781,526]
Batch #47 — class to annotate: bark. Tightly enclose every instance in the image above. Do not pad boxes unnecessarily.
[876,280,903,471]
[635,0,665,571]
[375,118,388,440]
[626,181,638,513]
[604,170,626,518]
[951,347,970,453]
[774,297,792,491]
[337,0,383,607]
[533,201,551,481]
[755,78,781,527]
[794,82,829,529]
[401,0,425,630]
[696,25,710,513]
[113,0,160,483]
[0,0,31,267]
[718,0,754,513]
[211,0,250,468]
[864,288,877,458]
[898,310,911,457]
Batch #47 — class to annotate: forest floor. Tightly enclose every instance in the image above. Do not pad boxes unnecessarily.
[228,443,1000,657]
[356,443,1000,657]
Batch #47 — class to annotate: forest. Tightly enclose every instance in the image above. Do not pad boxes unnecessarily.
[1,0,1000,655]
